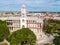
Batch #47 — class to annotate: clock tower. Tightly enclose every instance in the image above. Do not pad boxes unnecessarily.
[20,4,27,28]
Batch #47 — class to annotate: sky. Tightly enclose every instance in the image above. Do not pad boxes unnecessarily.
[0,0,60,12]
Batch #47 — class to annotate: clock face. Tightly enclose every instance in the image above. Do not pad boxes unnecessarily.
[22,19,25,22]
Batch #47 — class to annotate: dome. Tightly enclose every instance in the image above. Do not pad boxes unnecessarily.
[22,4,26,8]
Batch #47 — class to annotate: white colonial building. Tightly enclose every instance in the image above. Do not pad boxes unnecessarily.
[0,5,44,40]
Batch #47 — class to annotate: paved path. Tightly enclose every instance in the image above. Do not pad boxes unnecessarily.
[36,35,54,45]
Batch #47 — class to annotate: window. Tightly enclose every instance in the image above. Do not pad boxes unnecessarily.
[7,22,12,25]
[33,20,34,23]
[6,20,12,25]
[22,25,25,28]
[9,27,13,30]
[22,19,25,22]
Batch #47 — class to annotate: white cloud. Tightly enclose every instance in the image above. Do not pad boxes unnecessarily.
[0,0,50,4]
[0,0,60,10]
[0,0,60,5]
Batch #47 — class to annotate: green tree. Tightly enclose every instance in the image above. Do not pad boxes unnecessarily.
[44,43,52,45]
[45,19,60,34]
[7,28,36,45]
[53,36,60,45]
[0,20,10,42]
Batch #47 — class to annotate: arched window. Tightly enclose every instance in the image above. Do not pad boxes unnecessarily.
[22,19,25,22]
[22,25,25,28]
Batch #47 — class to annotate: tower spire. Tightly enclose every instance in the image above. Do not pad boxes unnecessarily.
[21,4,26,17]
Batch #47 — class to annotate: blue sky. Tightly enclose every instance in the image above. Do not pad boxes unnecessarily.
[0,0,60,12]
